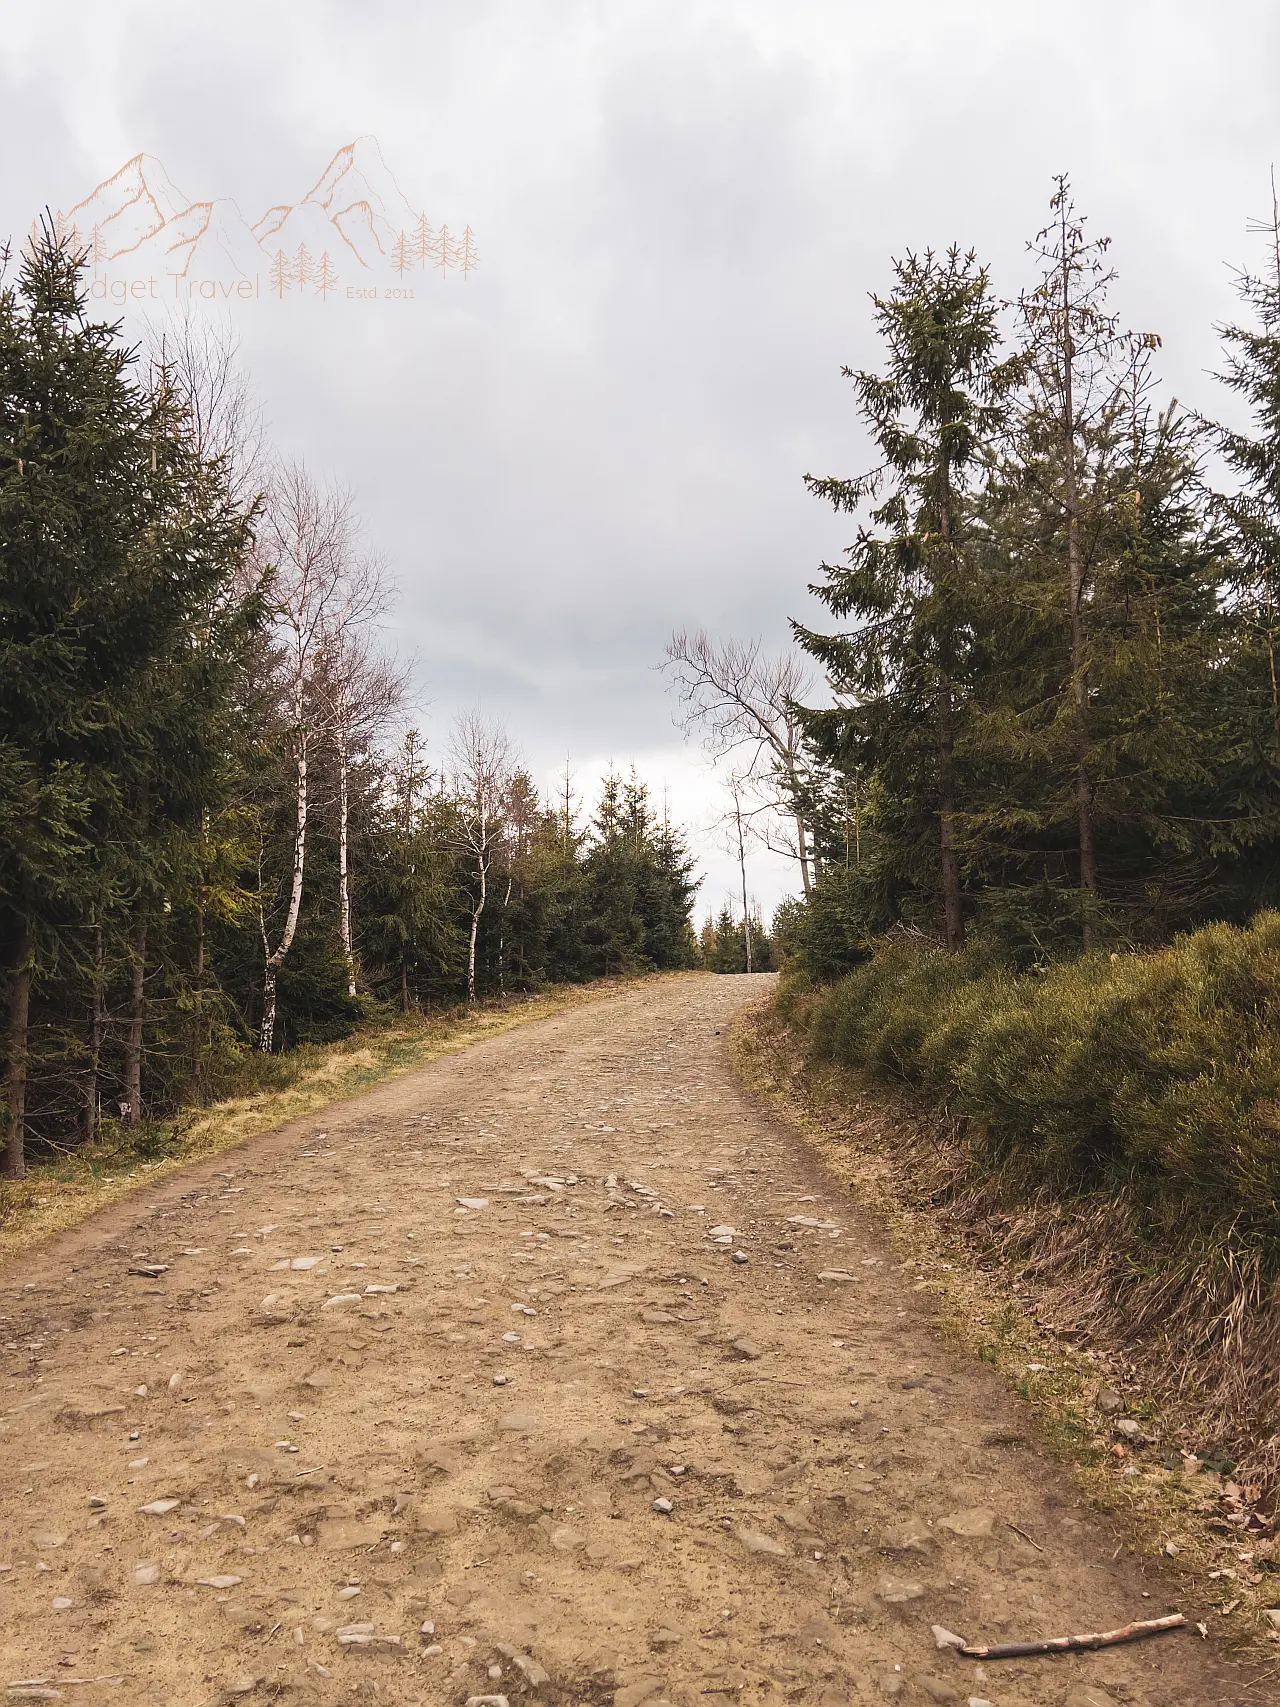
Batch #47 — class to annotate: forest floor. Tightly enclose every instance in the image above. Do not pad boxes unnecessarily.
[0,974,1266,1707]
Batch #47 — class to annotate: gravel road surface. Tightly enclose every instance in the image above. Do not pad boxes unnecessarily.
[0,975,1260,1706]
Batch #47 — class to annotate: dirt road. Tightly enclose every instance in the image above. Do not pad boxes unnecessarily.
[0,975,1261,1706]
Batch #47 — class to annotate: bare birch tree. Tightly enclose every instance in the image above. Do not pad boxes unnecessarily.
[663,630,818,893]
[255,464,355,1051]
[316,556,405,997]
[447,712,515,1006]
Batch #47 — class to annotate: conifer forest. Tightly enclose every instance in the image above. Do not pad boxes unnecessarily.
[0,233,698,1179]
[790,182,1280,972]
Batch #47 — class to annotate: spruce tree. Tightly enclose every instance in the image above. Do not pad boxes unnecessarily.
[1213,183,1280,880]
[1,228,146,1175]
[795,247,1018,948]
[582,772,697,974]
[971,185,1225,949]
[1217,186,1280,710]
[0,229,255,1173]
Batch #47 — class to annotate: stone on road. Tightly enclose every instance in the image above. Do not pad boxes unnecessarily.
[0,975,1257,1704]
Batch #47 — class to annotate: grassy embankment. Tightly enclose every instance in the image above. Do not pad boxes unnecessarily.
[735,917,1280,1655]
[0,973,674,1263]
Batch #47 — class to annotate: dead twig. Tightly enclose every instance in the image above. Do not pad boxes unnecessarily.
[1007,1520,1044,1552]
[961,1611,1185,1659]
[733,1376,811,1386]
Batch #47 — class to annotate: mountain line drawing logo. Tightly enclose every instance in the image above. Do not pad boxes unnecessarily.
[35,136,476,305]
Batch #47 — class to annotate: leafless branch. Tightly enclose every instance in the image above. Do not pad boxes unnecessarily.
[144,314,267,507]
[960,1612,1186,1660]
[663,629,818,894]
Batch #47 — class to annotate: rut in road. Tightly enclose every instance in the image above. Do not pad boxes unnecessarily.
[0,975,1262,1707]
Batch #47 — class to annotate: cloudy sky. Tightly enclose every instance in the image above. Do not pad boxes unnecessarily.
[3,0,1277,917]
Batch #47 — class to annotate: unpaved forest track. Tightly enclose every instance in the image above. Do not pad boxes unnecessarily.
[0,975,1262,1706]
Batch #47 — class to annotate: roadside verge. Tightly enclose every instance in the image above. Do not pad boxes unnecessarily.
[730,990,1280,1673]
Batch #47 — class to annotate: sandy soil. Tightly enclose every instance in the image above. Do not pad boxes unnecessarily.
[0,974,1263,1706]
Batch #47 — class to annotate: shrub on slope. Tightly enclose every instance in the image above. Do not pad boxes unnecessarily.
[795,915,1280,1475]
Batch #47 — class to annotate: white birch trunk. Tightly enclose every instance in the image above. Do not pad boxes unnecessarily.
[260,725,308,1052]
[467,845,487,1006]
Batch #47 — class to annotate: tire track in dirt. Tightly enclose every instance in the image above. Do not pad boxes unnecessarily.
[0,975,1262,1705]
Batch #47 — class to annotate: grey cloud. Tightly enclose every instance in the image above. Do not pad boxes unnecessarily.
[3,0,1278,909]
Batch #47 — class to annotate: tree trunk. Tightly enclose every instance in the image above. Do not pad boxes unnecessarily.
[337,730,356,998]
[467,852,487,1006]
[794,810,812,897]
[936,470,965,952]
[498,876,512,999]
[191,808,208,1087]
[85,923,104,1144]
[400,950,410,1015]
[780,745,813,897]
[1060,268,1098,948]
[467,910,481,1005]
[1071,557,1098,949]
[122,914,147,1127]
[735,795,753,973]
[1066,514,1098,940]
[261,732,309,1052]
[938,685,966,952]
[4,920,33,1180]
[261,963,279,1055]
[1265,588,1280,750]
[192,896,206,1089]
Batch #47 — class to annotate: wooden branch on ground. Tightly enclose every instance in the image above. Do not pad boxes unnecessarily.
[961,1612,1186,1659]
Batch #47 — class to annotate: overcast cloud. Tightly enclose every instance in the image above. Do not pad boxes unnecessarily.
[3,0,1277,916]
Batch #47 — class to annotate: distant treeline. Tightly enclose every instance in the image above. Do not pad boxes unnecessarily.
[0,231,696,1178]
[697,903,777,974]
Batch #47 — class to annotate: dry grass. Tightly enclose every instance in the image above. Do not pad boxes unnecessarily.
[731,993,1280,1669]
[0,974,677,1265]
[795,923,1280,1492]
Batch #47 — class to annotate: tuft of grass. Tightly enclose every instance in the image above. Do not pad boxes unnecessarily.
[0,974,680,1263]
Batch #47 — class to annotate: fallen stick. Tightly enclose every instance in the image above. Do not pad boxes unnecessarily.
[961,1612,1186,1659]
